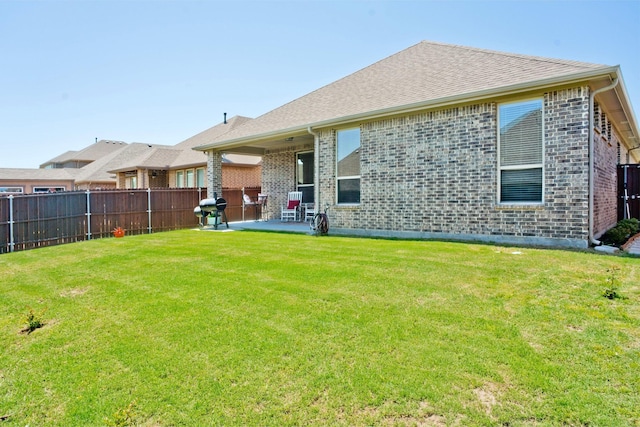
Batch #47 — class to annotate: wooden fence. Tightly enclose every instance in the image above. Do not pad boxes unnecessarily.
[0,187,261,254]
[618,164,640,221]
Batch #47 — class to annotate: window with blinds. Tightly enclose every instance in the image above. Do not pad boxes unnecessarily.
[498,99,543,203]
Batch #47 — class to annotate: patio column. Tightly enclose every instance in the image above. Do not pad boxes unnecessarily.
[207,150,223,199]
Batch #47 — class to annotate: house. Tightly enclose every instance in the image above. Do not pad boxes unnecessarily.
[0,140,129,194]
[108,115,260,190]
[40,140,128,169]
[0,168,77,194]
[194,41,640,249]
[0,117,261,194]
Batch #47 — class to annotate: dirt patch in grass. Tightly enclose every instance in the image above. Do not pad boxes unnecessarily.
[60,288,89,297]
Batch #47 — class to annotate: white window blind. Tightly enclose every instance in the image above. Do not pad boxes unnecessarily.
[499,100,543,203]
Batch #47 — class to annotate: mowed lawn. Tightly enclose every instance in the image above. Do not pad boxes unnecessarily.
[1,229,639,426]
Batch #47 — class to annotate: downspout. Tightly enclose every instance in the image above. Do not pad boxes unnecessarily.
[307,127,320,208]
[589,77,619,246]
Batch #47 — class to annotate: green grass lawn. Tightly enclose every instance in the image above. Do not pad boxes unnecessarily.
[1,230,638,426]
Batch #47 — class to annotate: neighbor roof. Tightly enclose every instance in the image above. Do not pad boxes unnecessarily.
[170,115,252,168]
[40,140,127,168]
[195,40,637,151]
[102,143,176,174]
[0,168,79,181]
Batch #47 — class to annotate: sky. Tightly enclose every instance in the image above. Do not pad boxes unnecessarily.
[1,0,639,169]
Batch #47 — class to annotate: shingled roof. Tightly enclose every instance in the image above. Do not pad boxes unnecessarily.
[40,140,127,168]
[195,40,626,150]
[170,115,252,168]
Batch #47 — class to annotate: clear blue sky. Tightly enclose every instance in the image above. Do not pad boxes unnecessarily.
[1,0,639,168]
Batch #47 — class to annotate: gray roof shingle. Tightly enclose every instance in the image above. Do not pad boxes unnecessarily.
[196,41,611,149]
[170,115,252,168]
[40,140,128,167]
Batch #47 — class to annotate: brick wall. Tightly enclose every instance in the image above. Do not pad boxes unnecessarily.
[223,165,262,189]
[257,86,614,248]
[593,103,622,237]
[207,151,223,199]
[318,87,591,247]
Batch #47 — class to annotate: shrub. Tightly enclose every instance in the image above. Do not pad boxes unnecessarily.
[601,218,640,246]
[105,401,137,427]
[602,267,626,300]
[21,307,46,334]
[617,218,639,235]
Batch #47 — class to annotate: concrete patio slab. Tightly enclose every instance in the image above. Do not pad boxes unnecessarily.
[197,220,312,235]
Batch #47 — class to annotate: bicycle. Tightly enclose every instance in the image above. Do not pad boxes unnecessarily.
[310,206,329,236]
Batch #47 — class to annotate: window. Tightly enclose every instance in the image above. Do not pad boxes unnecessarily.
[196,168,205,188]
[125,176,137,189]
[33,187,65,194]
[499,100,543,203]
[0,187,23,194]
[186,169,195,187]
[337,128,361,204]
[176,171,184,188]
[297,151,314,203]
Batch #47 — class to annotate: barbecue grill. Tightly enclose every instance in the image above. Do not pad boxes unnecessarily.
[194,193,228,229]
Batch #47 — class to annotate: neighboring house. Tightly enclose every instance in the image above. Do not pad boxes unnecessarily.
[1,119,261,194]
[167,115,259,189]
[0,140,129,193]
[194,41,640,248]
[0,168,77,194]
[108,115,260,190]
[40,140,128,169]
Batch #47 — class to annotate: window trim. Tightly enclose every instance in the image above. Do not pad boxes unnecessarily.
[497,98,544,205]
[33,187,66,194]
[336,127,361,206]
[0,186,24,194]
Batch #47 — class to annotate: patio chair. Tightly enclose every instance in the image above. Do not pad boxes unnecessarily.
[243,194,258,221]
[304,203,315,222]
[257,193,268,221]
[281,191,302,221]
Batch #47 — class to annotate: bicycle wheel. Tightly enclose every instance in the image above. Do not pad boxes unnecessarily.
[311,213,323,236]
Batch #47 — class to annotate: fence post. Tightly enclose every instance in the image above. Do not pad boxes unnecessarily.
[147,188,152,234]
[86,190,92,240]
[8,195,15,253]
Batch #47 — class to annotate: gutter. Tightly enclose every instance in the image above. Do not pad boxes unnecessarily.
[588,77,619,246]
[307,127,320,209]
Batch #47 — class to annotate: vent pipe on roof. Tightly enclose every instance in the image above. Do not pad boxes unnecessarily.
[224,112,227,124]
[589,76,619,246]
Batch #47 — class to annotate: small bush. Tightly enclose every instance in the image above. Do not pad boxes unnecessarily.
[618,218,639,235]
[601,218,640,246]
[602,267,627,300]
[21,307,46,334]
[105,401,137,427]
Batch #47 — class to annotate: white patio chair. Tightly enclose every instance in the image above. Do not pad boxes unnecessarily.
[281,191,302,221]
[304,203,315,222]
[257,193,268,221]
